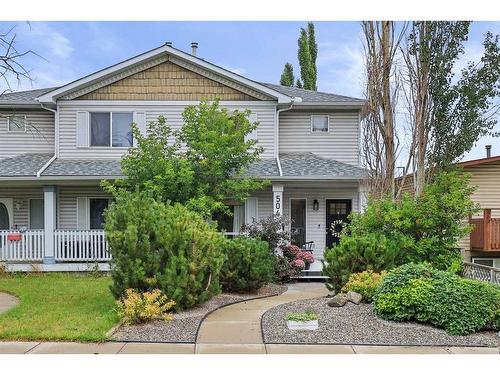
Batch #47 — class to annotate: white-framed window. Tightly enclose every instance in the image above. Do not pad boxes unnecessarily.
[7,115,27,132]
[77,197,110,230]
[472,257,500,269]
[311,115,329,133]
[213,204,245,234]
[29,199,44,229]
[90,112,133,147]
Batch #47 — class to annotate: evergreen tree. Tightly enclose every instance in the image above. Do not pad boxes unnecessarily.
[279,62,295,86]
[307,22,318,91]
[297,23,318,90]
[296,79,303,88]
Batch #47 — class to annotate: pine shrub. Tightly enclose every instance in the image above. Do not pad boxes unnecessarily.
[220,237,275,292]
[105,190,226,310]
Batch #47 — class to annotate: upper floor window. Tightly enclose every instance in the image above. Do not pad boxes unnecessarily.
[7,115,27,132]
[311,115,329,133]
[90,112,133,147]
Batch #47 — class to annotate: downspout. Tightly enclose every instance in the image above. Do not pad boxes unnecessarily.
[36,104,57,177]
[276,97,302,176]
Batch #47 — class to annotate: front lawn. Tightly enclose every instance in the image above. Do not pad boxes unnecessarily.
[0,273,118,342]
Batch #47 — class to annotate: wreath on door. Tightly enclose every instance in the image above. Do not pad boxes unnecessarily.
[330,219,345,238]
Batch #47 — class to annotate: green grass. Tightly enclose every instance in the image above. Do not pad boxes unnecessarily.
[286,310,318,322]
[0,273,119,342]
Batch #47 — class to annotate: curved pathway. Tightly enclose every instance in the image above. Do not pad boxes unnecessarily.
[0,292,19,315]
[195,282,328,353]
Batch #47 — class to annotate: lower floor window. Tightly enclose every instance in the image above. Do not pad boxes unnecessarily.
[213,205,245,233]
[89,198,109,230]
[29,199,44,229]
[472,257,500,269]
[290,199,306,247]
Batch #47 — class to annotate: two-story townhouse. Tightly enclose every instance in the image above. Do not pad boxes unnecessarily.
[0,43,366,272]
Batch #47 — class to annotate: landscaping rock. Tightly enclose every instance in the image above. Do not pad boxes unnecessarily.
[346,291,363,304]
[327,294,348,307]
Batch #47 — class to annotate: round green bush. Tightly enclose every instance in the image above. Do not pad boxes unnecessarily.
[105,190,226,310]
[374,263,500,335]
[340,270,387,302]
[220,236,275,292]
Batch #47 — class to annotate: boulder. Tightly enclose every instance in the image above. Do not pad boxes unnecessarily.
[346,291,363,304]
[327,294,348,307]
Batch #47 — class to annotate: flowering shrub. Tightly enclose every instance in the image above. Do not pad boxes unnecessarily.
[292,258,306,270]
[274,255,300,283]
[341,270,386,302]
[283,245,301,259]
[297,251,315,264]
[116,289,176,325]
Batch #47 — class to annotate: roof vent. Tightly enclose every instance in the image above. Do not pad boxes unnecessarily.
[165,41,172,47]
[486,144,492,158]
[191,42,198,56]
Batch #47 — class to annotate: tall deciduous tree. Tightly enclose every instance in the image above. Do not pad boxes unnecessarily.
[401,22,500,196]
[362,21,406,198]
[279,62,295,86]
[297,23,318,91]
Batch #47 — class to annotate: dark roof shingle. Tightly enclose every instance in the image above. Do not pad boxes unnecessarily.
[42,159,122,177]
[0,153,53,177]
[259,83,365,104]
[0,88,58,106]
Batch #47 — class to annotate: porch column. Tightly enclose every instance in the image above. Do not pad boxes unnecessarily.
[272,184,284,216]
[358,182,369,212]
[43,185,57,264]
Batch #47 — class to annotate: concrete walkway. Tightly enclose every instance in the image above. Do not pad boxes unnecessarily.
[196,282,328,353]
[0,292,19,314]
[0,341,497,354]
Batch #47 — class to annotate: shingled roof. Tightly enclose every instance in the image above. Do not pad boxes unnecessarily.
[0,153,53,177]
[259,83,365,104]
[0,88,57,107]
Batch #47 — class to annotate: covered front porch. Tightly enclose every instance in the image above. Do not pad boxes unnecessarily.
[0,182,112,271]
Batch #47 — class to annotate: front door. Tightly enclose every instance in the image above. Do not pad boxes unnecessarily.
[326,199,352,248]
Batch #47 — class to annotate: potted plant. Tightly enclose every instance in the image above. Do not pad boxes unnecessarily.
[286,310,318,330]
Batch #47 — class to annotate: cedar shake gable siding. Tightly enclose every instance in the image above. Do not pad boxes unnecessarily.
[76,61,260,101]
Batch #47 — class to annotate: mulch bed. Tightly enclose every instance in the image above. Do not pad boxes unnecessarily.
[111,283,287,343]
[262,297,498,347]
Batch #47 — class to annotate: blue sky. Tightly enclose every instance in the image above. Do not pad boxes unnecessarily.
[1,21,500,161]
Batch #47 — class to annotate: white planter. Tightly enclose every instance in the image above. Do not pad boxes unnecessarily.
[286,320,319,331]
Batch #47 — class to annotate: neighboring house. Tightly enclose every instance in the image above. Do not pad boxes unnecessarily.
[457,147,500,269]
[398,145,500,269]
[0,42,366,272]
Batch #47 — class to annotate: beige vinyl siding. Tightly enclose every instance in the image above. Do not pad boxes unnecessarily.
[459,162,500,258]
[279,110,360,165]
[0,111,55,159]
[58,186,110,229]
[0,187,44,228]
[58,103,276,159]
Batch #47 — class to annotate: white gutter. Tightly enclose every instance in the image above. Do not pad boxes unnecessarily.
[275,97,302,176]
[37,104,57,177]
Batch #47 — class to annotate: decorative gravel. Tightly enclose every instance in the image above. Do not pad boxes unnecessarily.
[262,297,498,347]
[112,283,287,343]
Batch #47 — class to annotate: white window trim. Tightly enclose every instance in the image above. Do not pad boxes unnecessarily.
[0,198,14,229]
[472,257,500,268]
[88,197,111,230]
[7,114,27,133]
[89,111,133,148]
[28,198,44,230]
[310,114,330,133]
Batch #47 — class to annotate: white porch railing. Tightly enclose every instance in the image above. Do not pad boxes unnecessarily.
[0,230,45,261]
[54,230,111,262]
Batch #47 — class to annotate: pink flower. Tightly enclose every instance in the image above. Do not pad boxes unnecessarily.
[292,258,305,270]
[297,251,315,264]
[283,245,301,259]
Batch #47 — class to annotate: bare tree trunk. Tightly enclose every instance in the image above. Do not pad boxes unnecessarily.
[361,21,405,199]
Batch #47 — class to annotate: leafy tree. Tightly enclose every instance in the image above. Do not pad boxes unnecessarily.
[297,27,314,90]
[399,22,500,196]
[280,62,295,86]
[307,22,318,90]
[323,170,477,291]
[111,100,267,218]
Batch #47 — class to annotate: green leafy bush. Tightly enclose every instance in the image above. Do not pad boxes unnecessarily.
[105,189,226,310]
[273,255,300,283]
[341,270,387,302]
[374,263,500,335]
[323,171,477,292]
[116,289,176,325]
[220,237,275,292]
